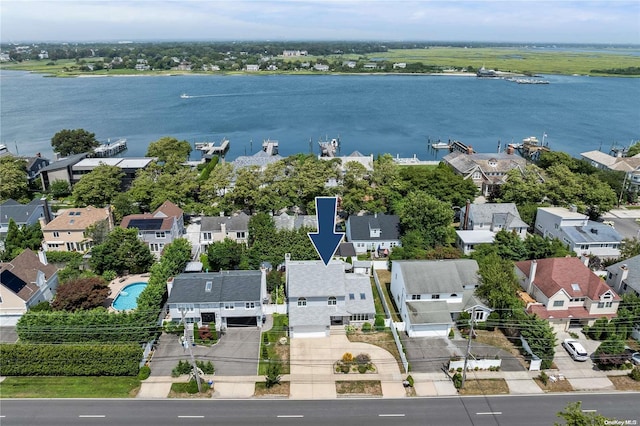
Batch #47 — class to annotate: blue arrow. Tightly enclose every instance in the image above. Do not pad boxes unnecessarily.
[308,197,344,266]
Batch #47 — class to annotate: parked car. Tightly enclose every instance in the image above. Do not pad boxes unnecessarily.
[563,339,589,361]
[632,352,640,366]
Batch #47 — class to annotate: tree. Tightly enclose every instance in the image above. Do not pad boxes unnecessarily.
[89,227,155,275]
[494,229,527,261]
[85,219,111,246]
[520,314,556,369]
[340,161,371,214]
[207,238,246,271]
[111,192,140,225]
[594,339,628,370]
[627,141,640,158]
[265,356,282,388]
[1,220,43,261]
[619,237,640,260]
[554,401,607,426]
[51,276,110,311]
[398,163,477,207]
[72,164,124,207]
[145,136,192,163]
[496,165,545,205]
[51,128,99,156]
[0,156,29,202]
[369,154,403,212]
[49,180,71,198]
[396,190,453,249]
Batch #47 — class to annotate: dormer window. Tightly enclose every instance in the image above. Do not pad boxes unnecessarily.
[488,158,498,167]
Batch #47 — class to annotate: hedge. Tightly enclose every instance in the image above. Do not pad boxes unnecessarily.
[0,343,142,376]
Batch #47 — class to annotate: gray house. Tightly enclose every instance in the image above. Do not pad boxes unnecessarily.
[286,260,375,338]
[120,200,184,258]
[200,212,250,251]
[166,270,266,329]
[606,256,640,297]
[0,198,53,238]
[390,259,490,337]
[345,213,401,255]
[273,213,317,231]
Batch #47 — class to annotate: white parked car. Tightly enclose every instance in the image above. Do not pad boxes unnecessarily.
[631,352,640,366]
[563,339,589,362]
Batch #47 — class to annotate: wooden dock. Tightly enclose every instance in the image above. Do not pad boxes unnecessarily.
[93,138,127,157]
[195,138,230,159]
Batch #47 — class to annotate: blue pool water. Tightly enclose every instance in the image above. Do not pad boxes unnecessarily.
[112,282,148,311]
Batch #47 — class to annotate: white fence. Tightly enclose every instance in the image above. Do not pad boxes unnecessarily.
[373,269,408,373]
[449,358,502,371]
[264,304,287,315]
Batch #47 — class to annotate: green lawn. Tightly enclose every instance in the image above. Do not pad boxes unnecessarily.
[370,278,385,315]
[258,314,290,375]
[0,376,140,398]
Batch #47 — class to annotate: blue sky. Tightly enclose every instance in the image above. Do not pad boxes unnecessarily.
[1,1,638,44]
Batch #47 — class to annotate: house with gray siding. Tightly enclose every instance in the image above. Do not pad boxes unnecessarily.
[166,270,266,329]
[286,260,375,338]
[345,213,401,255]
[120,200,184,258]
[0,198,53,238]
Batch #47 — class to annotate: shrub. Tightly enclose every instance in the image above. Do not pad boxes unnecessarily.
[196,360,214,374]
[198,326,213,341]
[448,329,455,339]
[358,364,368,374]
[265,357,282,388]
[263,333,270,345]
[406,375,414,387]
[186,379,200,394]
[29,301,51,312]
[261,345,269,360]
[374,315,385,330]
[361,322,372,333]
[538,371,549,386]
[102,270,117,283]
[163,321,184,335]
[629,366,640,381]
[340,363,350,374]
[355,353,371,366]
[452,372,462,389]
[342,352,354,364]
[171,360,193,377]
[138,365,151,380]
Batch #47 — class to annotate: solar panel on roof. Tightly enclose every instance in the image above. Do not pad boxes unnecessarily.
[1,269,27,294]
[127,218,164,230]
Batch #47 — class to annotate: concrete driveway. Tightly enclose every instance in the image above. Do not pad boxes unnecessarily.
[150,328,260,377]
[401,336,462,373]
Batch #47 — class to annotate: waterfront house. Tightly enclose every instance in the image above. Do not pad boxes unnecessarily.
[166,270,266,329]
[390,259,490,337]
[245,64,259,72]
[120,201,184,258]
[345,213,401,255]
[286,260,375,338]
[200,212,250,252]
[39,153,88,191]
[42,206,113,252]
[0,249,58,326]
[581,150,640,191]
[71,157,155,190]
[443,150,528,196]
[534,207,622,257]
[515,257,620,330]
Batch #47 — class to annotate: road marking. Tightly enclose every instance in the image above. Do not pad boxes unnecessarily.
[277,415,304,418]
[582,410,598,413]
[476,412,502,415]
[78,415,106,418]
[379,414,405,417]
[178,415,205,418]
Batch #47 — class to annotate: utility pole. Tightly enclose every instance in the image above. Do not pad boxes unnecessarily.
[181,309,202,393]
[460,307,476,390]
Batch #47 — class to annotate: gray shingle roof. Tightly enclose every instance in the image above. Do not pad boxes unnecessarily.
[168,271,262,303]
[466,203,528,229]
[39,153,88,172]
[606,255,640,294]
[347,214,400,241]
[0,199,48,226]
[273,213,317,231]
[394,259,479,294]
[201,213,250,232]
[563,221,622,244]
[444,152,527,176]
[287,261,346,298]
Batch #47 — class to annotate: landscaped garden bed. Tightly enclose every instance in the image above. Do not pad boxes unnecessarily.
[169,380,213,398]
[336,380,382,396]
[254,381,290,397]
[457,378,509,395]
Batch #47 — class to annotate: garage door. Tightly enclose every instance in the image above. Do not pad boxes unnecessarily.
[226,316,257,327]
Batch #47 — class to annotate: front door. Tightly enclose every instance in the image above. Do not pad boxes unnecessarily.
[330,316,343,326]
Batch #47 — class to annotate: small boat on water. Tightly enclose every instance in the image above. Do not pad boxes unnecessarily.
[180,93,190,99]
[431,142,450,149]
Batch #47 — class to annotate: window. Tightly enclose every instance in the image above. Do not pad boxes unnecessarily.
[554,224,559,230]
[431,294,440,300]
[297,297,307,307]
[597,302,604,309]
[245,302,255,309]
[349,293,355,300]
[53,231,59,238]
[155,231,166,239]
[350,314,369,321]
[328,297,337,306]
[451,294,458,297]
[553,300,564,307]
[411,294,421,300]
[360,293,366,300]
[605,301,613,308]
[205,281,212,292]
[224,303,234,310]
[474,310,484,320]
[237,232,246,239]
[203,232,212,240]
[570,297,585,302]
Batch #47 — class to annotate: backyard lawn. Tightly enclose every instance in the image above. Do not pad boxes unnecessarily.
[0,376,140,398]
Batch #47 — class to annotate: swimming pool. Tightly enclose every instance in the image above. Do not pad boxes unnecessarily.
[112,282,148,311]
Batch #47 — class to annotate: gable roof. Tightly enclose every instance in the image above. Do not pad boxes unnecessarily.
[606,255,640,292]
[39,153,88,172]
[394,259,479,294]
[347,214,400,241]
[515,257,620,301]
[287,260,346,297]
[336,242,357,257]
[154,200,183,219]
[581,150,640,172]
[201,213,250,232]
[0,199,48,225]
[467,203,528,228]
[0,249,57,301]
[120,214,174,231]
[167,271,262,304]
[43,206,110,231]
[273,213,317,231]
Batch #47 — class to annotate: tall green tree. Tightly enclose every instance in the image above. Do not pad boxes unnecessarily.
[340,161,370,214]
[145,136,192,163]
[51,128,99,156]
[396,190,453,249]
[398,163,477,207]
[111,192,140,225]
[89,227,155,275]
[369,154,403,212]
[0,156,29,202]
[207,238,247,271]
[72,164,124,207]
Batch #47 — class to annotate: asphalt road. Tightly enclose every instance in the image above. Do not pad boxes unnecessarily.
[2,394,639,426]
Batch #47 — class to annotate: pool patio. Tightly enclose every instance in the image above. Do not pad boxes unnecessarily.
[104,274,150,312]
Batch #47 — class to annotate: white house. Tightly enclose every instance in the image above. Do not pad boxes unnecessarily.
[166,270,266,329]
[246,64,259,72]
[606,256,640,297]
[390,259,491,338]
[286,260,375,338]
[200,212,250,251]
[0,249,59,326]
[534,207,622,257]
[345,213,401,255]
[515,257,620,330]
[581,150,640,191]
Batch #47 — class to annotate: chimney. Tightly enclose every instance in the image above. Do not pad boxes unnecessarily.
[462,199,471,230]
[260,267,267,304]
[581,254,590,267]
[506,145,514,155]
[527,260,537,294]
[613,264,629,293]
[467,145,474,155]
[166,277,174,296]
[37,250,48,265]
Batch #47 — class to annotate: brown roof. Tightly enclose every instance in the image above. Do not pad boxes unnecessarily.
[515,257,620,301]
[527,304,617,321]
[120,213,174,231]
[43,206,110,231]
[154,200,183,219]
[0,249,57,301]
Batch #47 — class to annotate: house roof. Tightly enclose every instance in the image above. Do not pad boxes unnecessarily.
[273,213,317,231]
[336,242,357,257]
[39,153,88,172]
[465,203,529,229]
[121,214,174,231]
[394,259,480,294]
[538,206,588,220]
[167,271,262,304]
[43,206,110,231]
[154,200,183,219]
[562,221,622,244]
[443,151,527,176]
[515,257,620,301]
[527,304,617,321]
[606,255,640,293]
[406,300,453,324]
[347,214,400,242]
[580,150,640,172]
[201,212,250,232]
[0,199,48,226]
[287,260,346,298]
[0,249,57,302]
[455,230,495,245]
[231,152,283,169]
